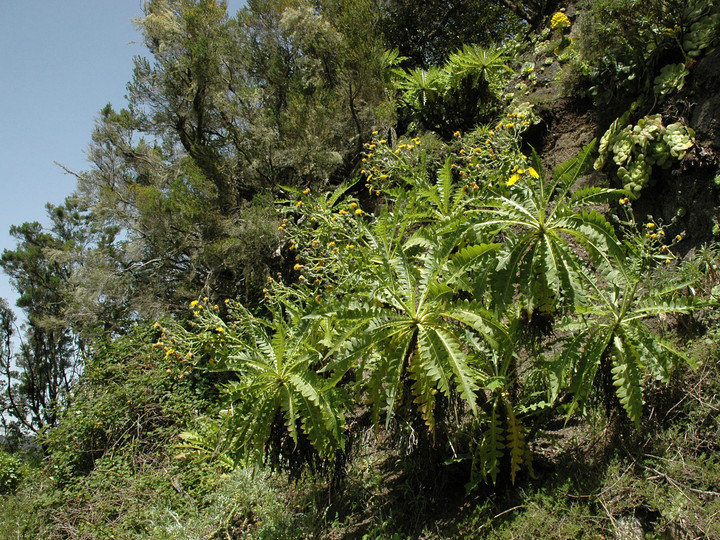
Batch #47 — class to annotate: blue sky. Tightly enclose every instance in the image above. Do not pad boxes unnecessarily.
[0,1,244,313]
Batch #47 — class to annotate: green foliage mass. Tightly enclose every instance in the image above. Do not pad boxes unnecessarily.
[576,0,720,105]
[2,1,720,537]
[0,450,22,494]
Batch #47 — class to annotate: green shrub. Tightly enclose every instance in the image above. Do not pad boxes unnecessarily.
[0,450,22,494]
[576,0,720,105]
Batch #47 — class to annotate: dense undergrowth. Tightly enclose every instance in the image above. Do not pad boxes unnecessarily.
[2,0,720,538]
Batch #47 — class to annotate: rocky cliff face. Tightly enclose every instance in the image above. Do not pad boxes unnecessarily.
[690,46,720,150]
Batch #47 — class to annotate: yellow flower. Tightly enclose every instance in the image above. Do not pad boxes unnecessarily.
[298,275,305,281]
[355,209,363,215]
[346,244,355,250]
[203,297,209,302]
[350,202,357,208]
[293,263,304,271]
[190,300,199,308]
[453,131,461,137]
[675,234,683,241]
[529,167,539,178]
[507,173,520,186]
[378,139,387,144]
[216,327,224,333]
[647,222,655,229]
[224,298,230,304]
[296,200,303,208]
[303,188,310,195]
[551,11,571,30]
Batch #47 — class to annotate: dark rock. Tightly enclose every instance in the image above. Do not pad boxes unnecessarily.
[689,46,720,148]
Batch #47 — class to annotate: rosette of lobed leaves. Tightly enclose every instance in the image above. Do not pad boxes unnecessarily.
[397,44,511,136]
[664,123,695,159]
[412,157,478,228]
[653,63,689,99]
[321,220,504,438]
[211,313,348,468]
[471,140,625,319]
[552,253,703,429]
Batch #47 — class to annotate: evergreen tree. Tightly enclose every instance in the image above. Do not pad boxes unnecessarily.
[0,202,88,432]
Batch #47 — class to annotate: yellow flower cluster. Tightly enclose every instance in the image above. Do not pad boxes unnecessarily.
[551,11,570,30]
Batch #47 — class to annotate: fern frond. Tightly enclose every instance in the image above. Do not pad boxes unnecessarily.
[473,406,505,485]
[611,336,645,429]
[289,371,345,454]
[443,300,511,351]
[628,324,692,382]
[445,243,500,288]
[558,209,623,270]
[504,398,529,485]
[629,296,703,320]
[424,325,479,415]
[570,186,628,206]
